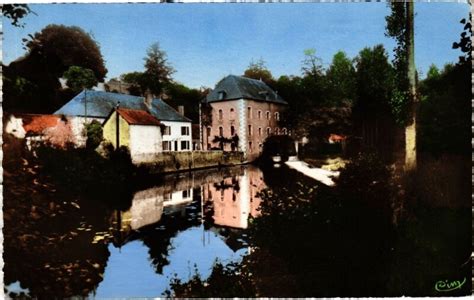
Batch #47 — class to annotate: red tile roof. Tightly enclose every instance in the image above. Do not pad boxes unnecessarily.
[116,108,161,126]
[329,134,347,141]
[18,114,62,134]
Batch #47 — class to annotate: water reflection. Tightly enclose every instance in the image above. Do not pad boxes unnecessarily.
[4,165,273,298]
[202,167,265,229]
[93,165,267,297]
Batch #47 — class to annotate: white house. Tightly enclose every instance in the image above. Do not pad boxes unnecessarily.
[54,90,192,151]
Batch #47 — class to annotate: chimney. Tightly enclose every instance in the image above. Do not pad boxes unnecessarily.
[144,91,153,109]
[178,105,185,116]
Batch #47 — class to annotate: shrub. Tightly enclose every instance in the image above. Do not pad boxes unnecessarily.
[85,120,103,150]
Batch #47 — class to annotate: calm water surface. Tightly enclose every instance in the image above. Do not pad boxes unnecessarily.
[5,164,297,298]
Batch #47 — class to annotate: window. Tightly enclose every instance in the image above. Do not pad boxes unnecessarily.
[275,112,280,120]
[207,143,211,149]
[230,108,235,120]
[282,128,287,135]
[218,91,226,100]
[230,126,235,136]
[181,126,190,136]
[275,127,279,135]
[266,111,271,120]
[163,126,171,135]
[258,127,262,136]
[258,110,262,119]
[248,125,252,136]
[162,141,171,151]
[248,107,252,119]
[183,189,190,198]
[266,127,271,136]
[249,141,253,152]
[207,127,211,137]
[219,126,223,136]
[218,109,223,120]
[181,140,190,150]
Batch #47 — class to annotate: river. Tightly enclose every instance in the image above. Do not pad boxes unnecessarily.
[4,164,305,298]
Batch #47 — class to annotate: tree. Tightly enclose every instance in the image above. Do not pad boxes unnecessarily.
[426,64,440,80]
[4,24,107,113]
[243,58,274,86]
[63,66,98,93]
[386,1,417,171]
[353,45,396,159]
[3,4,32,27]
[452,13,472,64]
[143,42,175,96]
[301,48,324,79]
[23,24,107,80]
[354,45,394,114]
[326,51,356,105]
[120,72,147,96]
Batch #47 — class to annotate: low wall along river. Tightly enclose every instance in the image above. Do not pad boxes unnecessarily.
[136,151,246,174]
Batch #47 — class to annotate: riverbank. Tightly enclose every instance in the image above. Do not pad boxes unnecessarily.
[136,151,245,174]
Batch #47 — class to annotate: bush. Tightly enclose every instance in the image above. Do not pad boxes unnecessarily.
[85,120,103,150]
[336,152,392,212]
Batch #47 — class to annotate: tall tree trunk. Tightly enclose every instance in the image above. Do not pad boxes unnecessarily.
[405,0,417,172]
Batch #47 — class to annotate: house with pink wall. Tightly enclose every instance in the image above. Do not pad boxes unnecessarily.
[200,75,288,161]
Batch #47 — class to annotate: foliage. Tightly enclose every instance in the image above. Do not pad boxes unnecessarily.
[336,152,392,212]
[301,48,324,79]
[385,2,412,126]
[3,4,32,27]
[23,24,107,80]
[63,66,98,93]
[4,24,107,113]
[452,13,472,64]
[354,45,394,115]
[326,51,356,105]
[165,82,205,123]
[165,262,256,298]
[85,120,103,150]
[212,135,232,150]
[418,63,471,155]
[120,71,147,96]
[243,58,274,86]
[143,42,175,96]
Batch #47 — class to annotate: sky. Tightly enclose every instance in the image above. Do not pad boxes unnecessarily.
[3,2,470,89]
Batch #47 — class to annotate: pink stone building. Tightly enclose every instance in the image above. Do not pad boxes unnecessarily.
[200,75,288,161]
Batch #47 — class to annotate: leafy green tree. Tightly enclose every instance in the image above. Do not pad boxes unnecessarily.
[4,24,107,113]
[63,66,98,93]
[243,58,274,86]
[426,64,440,80]
[143,42,175,96]
[23,24,107,80]
[354,45,394,114]
[326,51,356,105]
[120,72,147,96]
[165,82,205,123]
[386,1,417,171]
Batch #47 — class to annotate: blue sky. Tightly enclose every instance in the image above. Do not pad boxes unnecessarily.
[3,3,470,88]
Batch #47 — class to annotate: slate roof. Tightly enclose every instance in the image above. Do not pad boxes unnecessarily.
[116,108,162,126]
[204,75,287,105]
[54,90,191,122]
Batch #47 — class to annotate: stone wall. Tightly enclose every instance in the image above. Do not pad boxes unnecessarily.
[136,151,245,174]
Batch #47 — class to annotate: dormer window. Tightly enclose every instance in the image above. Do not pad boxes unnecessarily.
[218,91,226,100]
[258,91,270,100]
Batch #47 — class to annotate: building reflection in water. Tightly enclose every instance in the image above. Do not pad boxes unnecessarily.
[202,166,266,229]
